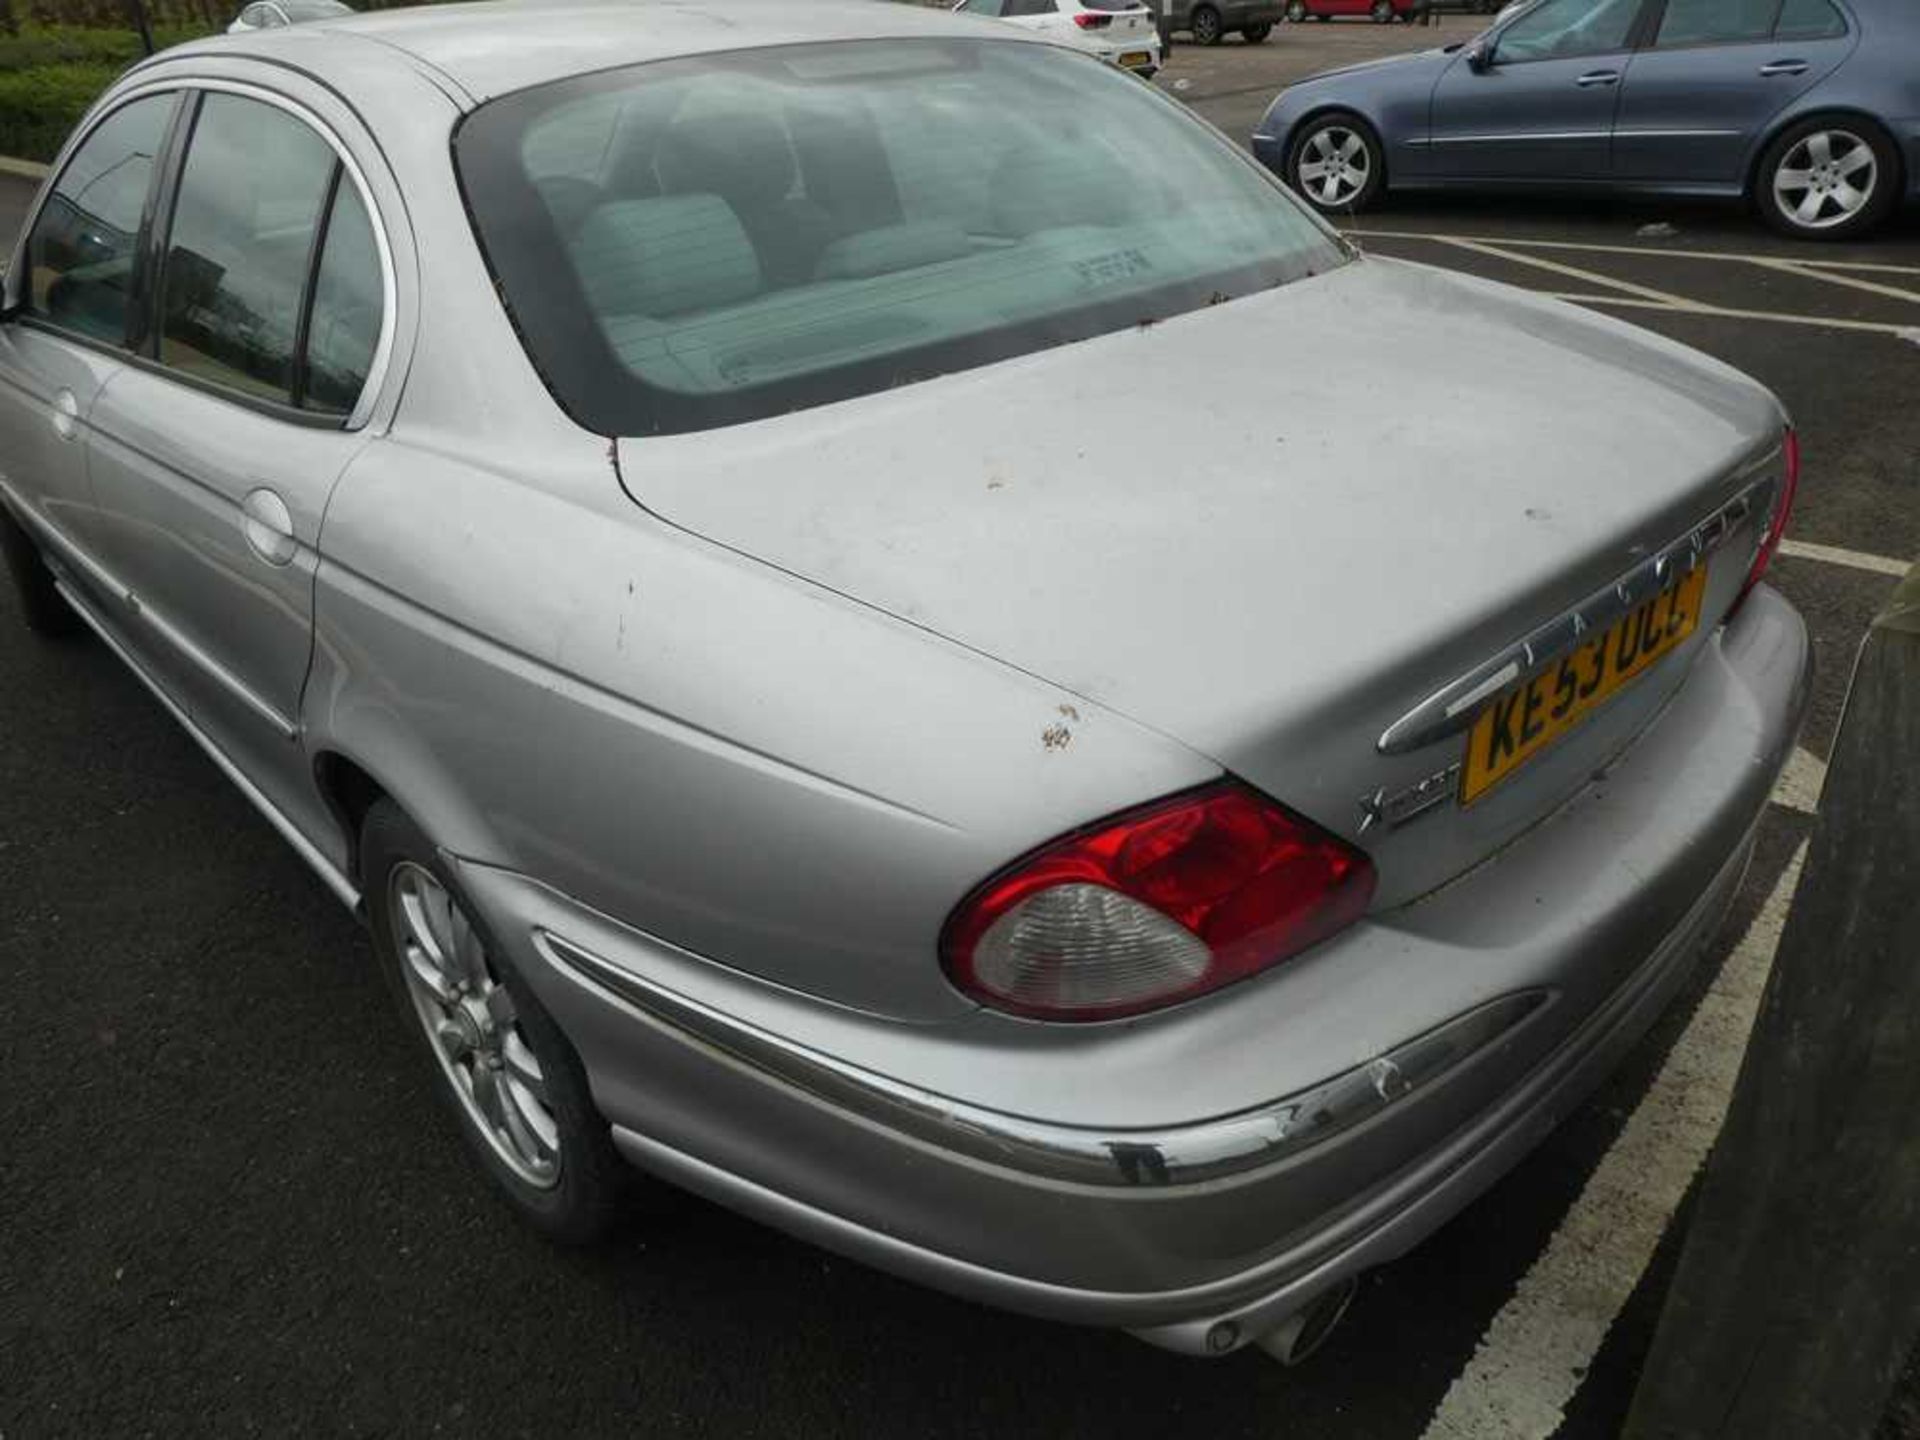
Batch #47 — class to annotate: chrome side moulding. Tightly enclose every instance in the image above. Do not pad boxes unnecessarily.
[536,927,1551,1188]
[1378,455,1780,757]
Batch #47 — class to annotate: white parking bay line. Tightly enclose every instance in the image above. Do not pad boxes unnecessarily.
[1436,236,1709,311]
[1778,538,1913,579]
[1771,746,1828,816]
[1747,257,1920,308]
[1420,839,1810,1440]
[1346,229,1920,279]
[1539,290,1920,339]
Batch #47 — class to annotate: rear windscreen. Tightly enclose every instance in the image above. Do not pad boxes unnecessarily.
[455,37,1345,435]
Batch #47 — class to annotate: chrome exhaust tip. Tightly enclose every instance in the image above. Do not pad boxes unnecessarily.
[1255,1276,1359,1367]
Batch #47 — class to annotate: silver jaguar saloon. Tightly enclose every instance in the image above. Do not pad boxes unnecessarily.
[0,0,1808,1361]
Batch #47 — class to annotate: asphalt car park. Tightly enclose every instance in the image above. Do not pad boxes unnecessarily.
[3,16,1917,1437]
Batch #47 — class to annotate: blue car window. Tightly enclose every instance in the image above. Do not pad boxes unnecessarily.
[1494,0,1639,61]
[1773,0,1846,39]
[1655,0,1776,46]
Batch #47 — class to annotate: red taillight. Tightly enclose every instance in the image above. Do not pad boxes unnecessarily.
[1732,427,1799,616]
[941,781,1376,1022]
[1073,11,1113,25]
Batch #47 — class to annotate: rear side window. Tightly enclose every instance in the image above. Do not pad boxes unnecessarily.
[301,179,383,415]
[1773,0,1846,39]
[156,92,384,416]
[1655,0,1777,46]
[22,94,176,344]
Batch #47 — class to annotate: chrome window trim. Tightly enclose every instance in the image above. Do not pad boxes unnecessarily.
[1377,445,1782,757]
[536,925,1551,1188]
[8,75,399,432]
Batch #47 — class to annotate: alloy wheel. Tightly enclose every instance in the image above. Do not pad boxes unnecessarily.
[1772,129,1877,232]
[1191,4,1222,43]
[390,862,561,1189]
[1298,126,1372,208]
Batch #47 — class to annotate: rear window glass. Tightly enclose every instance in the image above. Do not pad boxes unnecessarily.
[456,38,1343,436]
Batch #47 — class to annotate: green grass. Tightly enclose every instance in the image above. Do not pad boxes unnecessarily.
[0,24,217,163]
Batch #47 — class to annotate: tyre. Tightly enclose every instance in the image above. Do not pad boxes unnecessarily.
[1288,112,1385,215]
[363,799,630,1243]
[1242,21,1273,40]
[1190,3,1223,43]
[0,503,82,639]
[1285,0,1306,18]
[1756,116,1898,241]
[1370,0,1393,20]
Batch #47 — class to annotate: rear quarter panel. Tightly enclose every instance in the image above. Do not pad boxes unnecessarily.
[309,437,1217,1023]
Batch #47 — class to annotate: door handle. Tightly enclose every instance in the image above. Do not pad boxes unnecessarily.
[50,387,79,442]
[1574,70,1621,87]
[1759,59,1809,76]
[241,487,298,567]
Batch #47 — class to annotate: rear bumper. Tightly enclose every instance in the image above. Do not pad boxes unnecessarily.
[1080,34,1162,70]
[456,585,1808,1356]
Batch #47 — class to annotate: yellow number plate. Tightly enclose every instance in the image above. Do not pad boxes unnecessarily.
[1118,50,1153,68]
[1461,564,1710,806]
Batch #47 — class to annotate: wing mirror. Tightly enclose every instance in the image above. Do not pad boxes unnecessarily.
[1466,39,1493,71]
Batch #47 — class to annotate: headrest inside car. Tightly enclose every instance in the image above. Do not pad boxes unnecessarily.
[569,194,762,317]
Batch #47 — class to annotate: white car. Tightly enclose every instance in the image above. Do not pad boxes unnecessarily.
[954,0,1163,77]
[227,0,351,32]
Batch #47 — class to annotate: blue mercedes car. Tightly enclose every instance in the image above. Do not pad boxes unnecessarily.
[1252,0,1920,239]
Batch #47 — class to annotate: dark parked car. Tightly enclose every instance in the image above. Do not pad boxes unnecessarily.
[1164,0,1288,44]
[1254,0,1920,239]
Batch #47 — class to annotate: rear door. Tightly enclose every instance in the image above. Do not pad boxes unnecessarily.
[1427,0,1648,179]
[83,84,389,839]
[1612,0,1858,186]
[0,93,179,560]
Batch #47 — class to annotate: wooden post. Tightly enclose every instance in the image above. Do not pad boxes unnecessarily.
[1625,561,1920,1440]
[124,0,155,55]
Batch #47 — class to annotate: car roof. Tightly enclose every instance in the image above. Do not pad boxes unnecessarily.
[179,0,1039,105]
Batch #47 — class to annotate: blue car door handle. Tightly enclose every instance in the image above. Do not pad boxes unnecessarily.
[1575,70,1621,87]
[1759,59,1810,76]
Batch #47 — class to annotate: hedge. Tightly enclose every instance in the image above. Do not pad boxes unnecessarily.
[0,24,213,161]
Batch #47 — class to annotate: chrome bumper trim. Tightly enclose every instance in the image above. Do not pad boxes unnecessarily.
[536,927,1549,1189]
